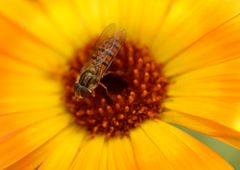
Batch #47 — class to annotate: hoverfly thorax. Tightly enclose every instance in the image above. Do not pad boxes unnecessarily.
[74,23,126,99]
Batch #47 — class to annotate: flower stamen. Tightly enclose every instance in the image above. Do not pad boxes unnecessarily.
[62,41,168,137]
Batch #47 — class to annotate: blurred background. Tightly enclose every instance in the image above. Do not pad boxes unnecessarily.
[179,126,240,169]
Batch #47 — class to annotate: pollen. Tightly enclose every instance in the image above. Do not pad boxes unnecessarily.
[62,41,168,137]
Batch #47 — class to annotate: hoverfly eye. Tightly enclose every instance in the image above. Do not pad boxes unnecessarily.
[80,86,92,98]
[74,83,82,96]
[74,83,91,98]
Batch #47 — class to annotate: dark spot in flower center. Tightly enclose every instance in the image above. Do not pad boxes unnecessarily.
[62,40,168,137]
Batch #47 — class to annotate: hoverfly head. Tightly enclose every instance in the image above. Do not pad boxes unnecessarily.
[74,83,92,98]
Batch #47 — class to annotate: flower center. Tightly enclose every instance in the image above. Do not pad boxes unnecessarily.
[62,40,168,137]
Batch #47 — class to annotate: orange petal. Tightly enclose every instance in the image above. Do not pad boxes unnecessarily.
[0,65,62,113]
[0,74,61,94]
[118,0,147,42]
[130,124,173,169]
[217,137,240,150]
[5,124,84,170]
[70,135,105,170]
[36,0,89,47]
[164,14,240,77]
[107,137,138,170]
[0,106,64,138]
[0,17,67,72]
[0,54,45,76]
[151,0,240,64]
[0,0,73,56]
[72,0,104,36]
[97,0,120,28]
[138,0,173,45]
[167,58,240,102]
[138,120,233,170]
[163,97,240,133]
[106,140,118,170]
[161,110,240,149]
[98,140,108,170]
[39,124,85,170]
[0,113,73,169]
[0,84,61,112]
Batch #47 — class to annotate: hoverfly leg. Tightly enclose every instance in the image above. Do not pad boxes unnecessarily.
[99,82,109,95]
[103,71,115,77]
[99,82,113,104]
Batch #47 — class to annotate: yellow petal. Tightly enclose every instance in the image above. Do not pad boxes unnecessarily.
[0,74,61,94]
[118,0,146,41]
[140,120,233,170]
[0,95,61,113]
[161,110,240,149]
[0,68,62,113]
[0,78,61,113]
[106,140,118,170]
[98,140,108,170]
[151,0,240,64]
[138,0,173,45]
[36,0,89,47]
[70,135,105,170]
[217,137,240,150]
[0,0,73,56]
[0,113,73,169]
[164,97,240,132]
[167,58,240,102]
[5,124,83,170]
[72,0,103,36]
[130,125,173,169]
[107,137,138,170]
[39,124,85,170]
[163,14,240,77]
[0,106,64,138]
[98,0,119,27]
[73,0,133,40]
[0,54,44,76]
[73,0,120,39]
[0,17,67,71]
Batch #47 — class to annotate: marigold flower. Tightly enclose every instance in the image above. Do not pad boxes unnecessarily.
[0,0,240,169]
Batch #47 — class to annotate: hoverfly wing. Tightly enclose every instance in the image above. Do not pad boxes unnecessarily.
[77,25,118,75]
[95,23,117,47]
[91,23,126,80]
[74,24,126,98]
[94,23,126,48]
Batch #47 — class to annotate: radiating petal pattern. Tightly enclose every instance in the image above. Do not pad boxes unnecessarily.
[151,0,240,64]
[39,125,85,169]
[0,114,73,169]
[70,136,105,169]
[167,58,240,102]
[164,97,240,132]
[161,111,240,149]
[135,120,233,170]
[0,0,74,56]
[5,124,83,170]
[35,0,88,47]
[107,137,139,170]
[0,0,239,169]
[164,15,240,77]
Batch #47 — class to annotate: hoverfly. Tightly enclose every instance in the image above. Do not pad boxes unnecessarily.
[74,23,126,98]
